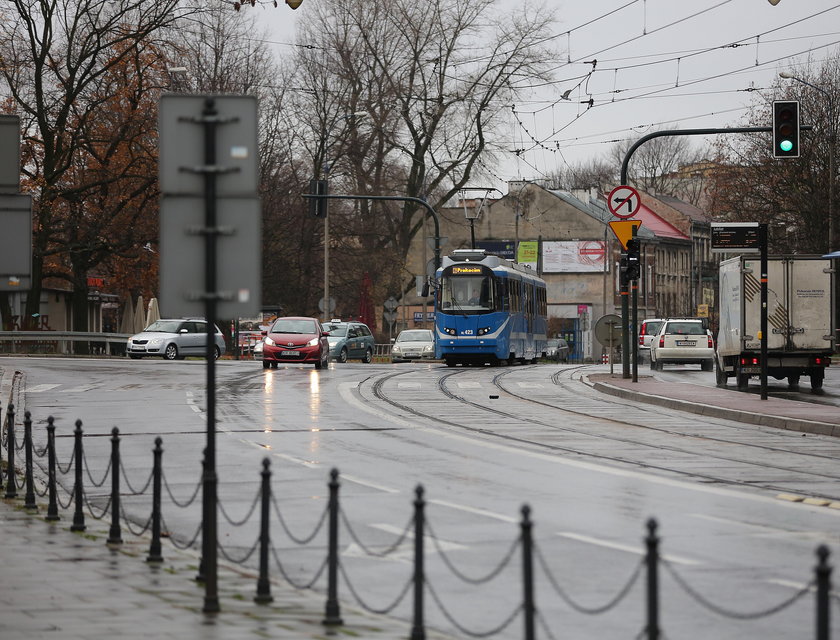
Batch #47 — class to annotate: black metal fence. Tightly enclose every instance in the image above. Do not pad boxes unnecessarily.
[0,401,833,639]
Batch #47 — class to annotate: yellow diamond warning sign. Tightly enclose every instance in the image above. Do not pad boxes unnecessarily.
[608,220,642,250]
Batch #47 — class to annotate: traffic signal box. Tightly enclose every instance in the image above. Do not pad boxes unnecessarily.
[624,237,641,281]
[772,100,800,158]
[308,179,328,218]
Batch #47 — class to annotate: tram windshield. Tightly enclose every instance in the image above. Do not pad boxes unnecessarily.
[439,275,495,312]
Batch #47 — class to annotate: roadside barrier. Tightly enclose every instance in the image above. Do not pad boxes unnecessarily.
[0,399,833,639]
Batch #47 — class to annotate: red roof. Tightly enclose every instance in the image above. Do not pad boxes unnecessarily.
[633,202,689,240]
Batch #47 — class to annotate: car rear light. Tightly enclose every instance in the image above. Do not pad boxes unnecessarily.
[740,356,759,366]
[659,336,664,348]
[707,335,714,348]
[814,356,831,366]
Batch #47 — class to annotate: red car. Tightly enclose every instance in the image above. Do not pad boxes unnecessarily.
[262,316,330,369]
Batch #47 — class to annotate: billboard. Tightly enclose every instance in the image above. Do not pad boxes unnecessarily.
[543,241,605,273]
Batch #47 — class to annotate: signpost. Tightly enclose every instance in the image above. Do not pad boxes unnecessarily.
[607,185,642,380]
[594,314,623,375]
[158,94,261,613]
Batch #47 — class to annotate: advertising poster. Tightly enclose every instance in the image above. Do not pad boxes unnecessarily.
[543,241,605,273]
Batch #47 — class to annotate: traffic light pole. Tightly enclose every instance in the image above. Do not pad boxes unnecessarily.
[618,124,814,382]
[303,193,442,270]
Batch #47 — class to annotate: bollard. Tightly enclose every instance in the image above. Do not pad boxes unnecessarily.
[0,400,4,491]
[521,504,535,640]
[23,411,36,510]
[645,518,660,640]
[323,468,343,625]
[4,404,16,498]
[410,484,426,640]
[107,427,122,544]
[196,451,206,583]
[254,458,273,604]
[815,545,831,640]
[70,420,85,532]
[45,417,59,521]
[147,437,163,562]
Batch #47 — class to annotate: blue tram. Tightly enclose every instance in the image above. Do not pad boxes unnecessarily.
[434,249,548,366]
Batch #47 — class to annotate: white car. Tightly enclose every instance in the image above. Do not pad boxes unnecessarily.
[649,318,714,371]
[638,318,665,363]
[391,329,435,362]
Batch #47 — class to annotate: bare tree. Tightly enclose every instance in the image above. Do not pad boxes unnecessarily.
[284,0,557,310]
[611,129,707,196]
[0,0,192,330]
[706,52,840,254]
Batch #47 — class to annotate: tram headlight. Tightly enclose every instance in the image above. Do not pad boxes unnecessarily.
[476,326,491,336]
[443,327,457,336]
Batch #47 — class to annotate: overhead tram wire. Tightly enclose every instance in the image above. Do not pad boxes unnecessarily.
[499,4,840,93]
[511,36,840,157]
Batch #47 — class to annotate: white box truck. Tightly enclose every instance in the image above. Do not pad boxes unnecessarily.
[715,255,834,393]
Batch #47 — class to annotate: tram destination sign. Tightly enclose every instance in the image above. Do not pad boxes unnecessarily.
[711,222,760,254]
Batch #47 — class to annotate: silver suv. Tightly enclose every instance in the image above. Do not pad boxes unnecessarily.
[127,319,226,360]
[649,318,713,371]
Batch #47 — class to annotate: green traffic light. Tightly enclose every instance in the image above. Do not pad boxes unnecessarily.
[779,140,794,152]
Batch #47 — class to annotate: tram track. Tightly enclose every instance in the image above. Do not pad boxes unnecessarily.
[364,364,840,503]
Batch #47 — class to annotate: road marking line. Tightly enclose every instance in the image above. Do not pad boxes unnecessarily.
[27,384,61,393]
[428,498,518,523]
[398,382,422,389]
[458,382,482,389]
[556,532,701,566]
[342,474,400,493]
[517,383,545,388]
[59,386,97,393]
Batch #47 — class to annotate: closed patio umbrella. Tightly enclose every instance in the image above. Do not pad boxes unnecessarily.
[119,298,135,334]
[133,295,146,333]
[145,297,161,328]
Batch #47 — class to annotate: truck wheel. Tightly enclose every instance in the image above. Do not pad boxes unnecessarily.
[736,370,750,390]
[811,370,825,395]
[715,359,727,387]
[787,375,800,390]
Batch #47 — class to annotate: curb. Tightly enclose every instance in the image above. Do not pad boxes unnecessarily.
[588,378,840,438]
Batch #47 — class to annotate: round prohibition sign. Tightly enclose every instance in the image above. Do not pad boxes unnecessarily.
[607,185,641,219]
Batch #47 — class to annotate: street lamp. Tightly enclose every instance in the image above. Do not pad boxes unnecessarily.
[321,111,367,321]
[779,72,835,253]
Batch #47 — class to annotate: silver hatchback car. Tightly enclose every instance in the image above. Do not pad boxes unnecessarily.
[127,319,226,360]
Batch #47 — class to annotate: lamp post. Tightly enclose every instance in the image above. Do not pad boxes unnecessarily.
[779,72,836,253]
[321,111,367,321]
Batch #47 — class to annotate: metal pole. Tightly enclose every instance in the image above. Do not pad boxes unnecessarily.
[620,263,630,378]
[521,505,535,640]
[45,417,59,521]
[201,97,220,614]
[760,223,768,400]
[147,437,163,563]
[815,545,831,640]
[323,468,342,625]
[107,427,122,544]
[4,403,15,498]
[23,410,36,510]
[71,420,85,532]
[410,484,426,640]
[645,518,660,640]
[255,458,273,604]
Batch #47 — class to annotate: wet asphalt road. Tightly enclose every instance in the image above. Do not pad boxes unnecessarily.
[5,355,840,639]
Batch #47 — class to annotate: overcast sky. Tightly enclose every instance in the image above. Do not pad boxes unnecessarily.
[249,0,839,188]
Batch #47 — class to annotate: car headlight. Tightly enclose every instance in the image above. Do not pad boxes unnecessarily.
[423,345,433,353]
[264,337,276,346]
[307,337,319,347]
[392,346,401,354]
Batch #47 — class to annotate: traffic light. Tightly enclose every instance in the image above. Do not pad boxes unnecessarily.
[308,179,328,218]
[625,237,641,280]
[772,100,799,158]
